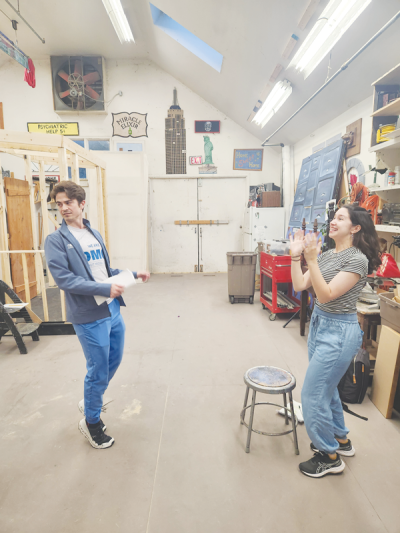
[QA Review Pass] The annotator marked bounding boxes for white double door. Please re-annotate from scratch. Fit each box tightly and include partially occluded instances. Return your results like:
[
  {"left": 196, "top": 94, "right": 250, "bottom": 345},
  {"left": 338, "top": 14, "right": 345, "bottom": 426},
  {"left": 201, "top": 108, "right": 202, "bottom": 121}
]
[{"left": 150, "top": 177, "right": 247, "bottom": 273}]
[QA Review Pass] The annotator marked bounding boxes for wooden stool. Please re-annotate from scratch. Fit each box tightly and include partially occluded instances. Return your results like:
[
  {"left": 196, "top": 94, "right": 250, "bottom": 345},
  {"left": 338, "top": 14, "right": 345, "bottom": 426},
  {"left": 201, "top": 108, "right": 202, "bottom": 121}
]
[{"left": 240, "top": 366, "right": 299, "bottom": 455}]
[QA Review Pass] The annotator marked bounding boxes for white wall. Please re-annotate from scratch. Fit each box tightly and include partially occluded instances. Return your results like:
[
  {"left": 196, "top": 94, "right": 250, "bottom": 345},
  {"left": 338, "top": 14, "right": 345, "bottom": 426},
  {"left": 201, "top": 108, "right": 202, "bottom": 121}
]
[
  {"left": 0, "top": 58, "right": 280, "bottom": 186},
  {"left": 293, "top": 96, "right": 378, "bottom": 187}
]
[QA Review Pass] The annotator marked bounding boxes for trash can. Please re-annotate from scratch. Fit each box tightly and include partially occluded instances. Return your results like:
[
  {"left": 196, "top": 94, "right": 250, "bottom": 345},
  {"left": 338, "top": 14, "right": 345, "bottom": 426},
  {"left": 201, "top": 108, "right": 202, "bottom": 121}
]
[{"left": 227, "top": 252, "right": 257, "bottom": 304}]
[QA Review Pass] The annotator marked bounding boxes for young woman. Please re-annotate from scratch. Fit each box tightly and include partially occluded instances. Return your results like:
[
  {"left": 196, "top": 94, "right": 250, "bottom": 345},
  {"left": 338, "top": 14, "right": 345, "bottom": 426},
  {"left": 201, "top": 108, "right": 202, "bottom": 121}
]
[{"left": 290, "top": 205, "right": 381, "bottom": 478}]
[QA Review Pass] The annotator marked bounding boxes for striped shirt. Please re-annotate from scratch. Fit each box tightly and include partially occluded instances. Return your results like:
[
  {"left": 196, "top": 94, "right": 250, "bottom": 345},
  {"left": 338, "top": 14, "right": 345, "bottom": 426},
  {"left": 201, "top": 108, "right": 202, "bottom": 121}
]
[{"left": 315, "top": 247, "right": 368, "bottom": 314}]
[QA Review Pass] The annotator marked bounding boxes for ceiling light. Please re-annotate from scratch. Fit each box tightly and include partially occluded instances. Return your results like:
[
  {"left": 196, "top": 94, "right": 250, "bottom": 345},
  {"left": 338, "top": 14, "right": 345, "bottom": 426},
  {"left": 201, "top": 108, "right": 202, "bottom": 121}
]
[
  {"left": 289, "top": 0, "right": 372, "bottom": 79},
  {"left": 102, "top": 0, "right": 134, "bottom": 43},
  {"left": 253, "top": 80, "right": 293, "bottom": 128}
]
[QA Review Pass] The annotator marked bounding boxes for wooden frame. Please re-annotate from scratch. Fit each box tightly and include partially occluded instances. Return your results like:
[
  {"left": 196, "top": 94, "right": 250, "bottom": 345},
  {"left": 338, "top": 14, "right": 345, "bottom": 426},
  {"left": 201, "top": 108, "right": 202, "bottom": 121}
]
[
  {"left": 233, "top": 149, "right": 264, "bottom": 171},
  {"left": 0, "top": 129, "right": 108, "bottom": 325}
]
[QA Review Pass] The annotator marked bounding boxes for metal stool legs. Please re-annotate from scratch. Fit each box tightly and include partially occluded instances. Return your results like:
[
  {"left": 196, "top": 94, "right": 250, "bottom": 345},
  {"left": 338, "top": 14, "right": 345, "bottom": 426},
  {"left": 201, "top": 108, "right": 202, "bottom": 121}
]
[
  {"left": 288, "top": 391, "right": 299, "bottom": 455},
  {"left": 283, "top": 392, "right": 288, "bottom": 425},
  {"left": 245, "top": 389, "right": 257, "bottom": 453}
]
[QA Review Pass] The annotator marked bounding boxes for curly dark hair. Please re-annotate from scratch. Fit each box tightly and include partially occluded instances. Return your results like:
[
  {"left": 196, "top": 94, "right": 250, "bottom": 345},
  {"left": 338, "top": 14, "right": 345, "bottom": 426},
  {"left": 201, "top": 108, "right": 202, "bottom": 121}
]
[{"left": 342, "top": 204, "right": 381, "bottom": 274}]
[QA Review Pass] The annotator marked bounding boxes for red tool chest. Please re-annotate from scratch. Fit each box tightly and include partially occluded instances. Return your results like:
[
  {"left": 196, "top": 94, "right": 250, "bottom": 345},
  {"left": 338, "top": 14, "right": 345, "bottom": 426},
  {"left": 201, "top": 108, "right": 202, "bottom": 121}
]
[{"left": 260, "top": 252, "right": 301, "bottom": 321}]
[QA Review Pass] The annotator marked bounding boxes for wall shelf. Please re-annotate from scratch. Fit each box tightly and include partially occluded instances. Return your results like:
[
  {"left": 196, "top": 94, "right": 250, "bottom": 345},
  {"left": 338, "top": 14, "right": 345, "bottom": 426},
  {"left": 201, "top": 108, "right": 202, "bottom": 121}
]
[
  {"left": 375, "top": 224, "right": 400, "bottom": 234},
  {"left": 370, "top": 185, "right": 400, "bottom": 202},
  {"left": 371, "top": 98, "right": 400, "bottom": 118},
  {"left": 369, "top": 136, "right": 400, "bottom": 168}
]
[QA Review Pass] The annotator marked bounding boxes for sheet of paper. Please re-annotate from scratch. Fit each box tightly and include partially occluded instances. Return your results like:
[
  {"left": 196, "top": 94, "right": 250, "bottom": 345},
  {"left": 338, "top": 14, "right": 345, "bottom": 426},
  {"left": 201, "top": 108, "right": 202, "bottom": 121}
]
[{"left": 94, "top": 269, "right": 136, "bottom": 306}]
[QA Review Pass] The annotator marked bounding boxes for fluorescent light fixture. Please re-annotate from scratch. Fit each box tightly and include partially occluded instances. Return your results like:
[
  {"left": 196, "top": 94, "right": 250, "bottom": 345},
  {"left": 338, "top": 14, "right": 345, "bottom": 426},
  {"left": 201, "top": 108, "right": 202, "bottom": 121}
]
[
  {"left": 102, "top": 0, "right": 134, "bottom": 43},
  {"left": 289, "top": 0, "right": 371, "bottom": 79},
  {"left": 253, "top": 80, "right": 293, "bottom": 128}
]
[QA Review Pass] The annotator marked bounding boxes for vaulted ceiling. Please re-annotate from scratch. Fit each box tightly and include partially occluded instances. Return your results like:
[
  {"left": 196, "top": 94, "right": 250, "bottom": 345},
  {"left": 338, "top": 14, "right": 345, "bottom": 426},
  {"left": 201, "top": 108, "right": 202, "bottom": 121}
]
[{"left": 1, "top": 0, "right": 400, "bottom": 145}]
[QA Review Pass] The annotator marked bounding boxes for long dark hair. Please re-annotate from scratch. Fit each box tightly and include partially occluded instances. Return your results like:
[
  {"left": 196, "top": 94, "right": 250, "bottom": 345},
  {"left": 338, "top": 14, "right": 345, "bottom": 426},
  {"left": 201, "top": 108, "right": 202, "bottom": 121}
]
[{"left": 342, "top": 205, "right": 381, "bottom": 274}]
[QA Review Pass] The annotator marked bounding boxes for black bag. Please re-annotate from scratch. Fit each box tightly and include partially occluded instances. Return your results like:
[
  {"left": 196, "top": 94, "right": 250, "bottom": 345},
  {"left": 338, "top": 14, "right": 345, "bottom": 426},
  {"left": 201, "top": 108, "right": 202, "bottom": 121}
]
[{"left": 338, "top": 348, "right": 370, "bottom": 404}]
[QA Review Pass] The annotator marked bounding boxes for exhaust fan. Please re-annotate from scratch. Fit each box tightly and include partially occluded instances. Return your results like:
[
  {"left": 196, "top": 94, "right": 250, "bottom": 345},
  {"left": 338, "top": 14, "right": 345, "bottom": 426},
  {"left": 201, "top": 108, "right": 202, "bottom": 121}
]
[{"left": 51, "top": 56, "right": 105, "bottom": 112}]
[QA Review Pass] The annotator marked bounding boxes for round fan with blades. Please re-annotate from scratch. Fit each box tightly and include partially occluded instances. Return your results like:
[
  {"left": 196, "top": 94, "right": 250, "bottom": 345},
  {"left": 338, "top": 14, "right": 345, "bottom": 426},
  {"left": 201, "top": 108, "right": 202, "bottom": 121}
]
[{"left": 55, "top": 57, "right": 103, "bottom": 110}]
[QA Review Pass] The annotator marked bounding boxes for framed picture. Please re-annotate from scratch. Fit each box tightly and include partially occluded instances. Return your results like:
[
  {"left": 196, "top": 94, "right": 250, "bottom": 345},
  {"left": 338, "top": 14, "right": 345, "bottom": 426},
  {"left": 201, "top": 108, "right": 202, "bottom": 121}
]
[
  {"left": 233, "top": 149, "right": 263, "bottom": 171},
  {"left": 194, "top": 120, "right": 220, "bottom": 133}
]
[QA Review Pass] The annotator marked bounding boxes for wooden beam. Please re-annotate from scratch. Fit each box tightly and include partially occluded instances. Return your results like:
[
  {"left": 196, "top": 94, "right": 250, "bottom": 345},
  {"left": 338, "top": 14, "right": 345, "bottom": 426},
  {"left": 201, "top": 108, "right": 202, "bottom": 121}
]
[
  {"left": 70, "top": 151, "right": 79, "bottom": 184},
  {"left": 26, "top": 306, "right": 42, "bottom": 324},
  {"left": 174, "top": 220, "right": 229, "bottom": 225},
  {"left": 58, "top": 147, "right": 68, "bottom": 182},
  {"left": 0, "top": 154, "right": 12, "bottom": 287},
  {"left": 48, "top": 211, "right": 60, "bottom": 230},
  {"left": 0, "top": 130, "right": 62, "bottom": 150},
  {"left": 0, "top": 103, "right": 4, "bottom": 129},
  {"left": 60, "top": 289, "right": 66, "bottom": 321},
  {"left": 63, "top": 137, "right": 106, "bottom": 169},
  {"left": 38, "top": 257, "right": 49, "bottom": 321},
  {"left": 39, "top": 160, "right": 54, "bottom": 286},
  {"left": 101, "top": 167, "right": 109, "bottom": 249},
  {"left": 298, "top": 0, "right": 320, "bottom": 30},
  {"left": 96, "top": 166, "right": 105, "bottom": 239},
  {"left": 25, "top": 155, "right": 42, "bottom": 297},
  {"left": 21, "top": 253, "right": 31, "bottom": 308}
]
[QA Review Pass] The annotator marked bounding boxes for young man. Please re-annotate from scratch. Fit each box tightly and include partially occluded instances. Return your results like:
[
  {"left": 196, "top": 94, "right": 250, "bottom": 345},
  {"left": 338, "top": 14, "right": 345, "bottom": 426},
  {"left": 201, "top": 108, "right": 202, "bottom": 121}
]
[{"left": 45, "top": 181, "right": 149, "bottom": 449}]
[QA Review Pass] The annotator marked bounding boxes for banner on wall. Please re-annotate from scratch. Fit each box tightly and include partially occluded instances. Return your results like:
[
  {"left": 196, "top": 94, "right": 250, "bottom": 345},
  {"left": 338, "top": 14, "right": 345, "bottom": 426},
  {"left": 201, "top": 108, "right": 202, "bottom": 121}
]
[
  {"left": 112, "top": 112, "right": 148, "bottom": 138},
  {"left": 27, "top": 122, "right": 79, "bottom": 135}
]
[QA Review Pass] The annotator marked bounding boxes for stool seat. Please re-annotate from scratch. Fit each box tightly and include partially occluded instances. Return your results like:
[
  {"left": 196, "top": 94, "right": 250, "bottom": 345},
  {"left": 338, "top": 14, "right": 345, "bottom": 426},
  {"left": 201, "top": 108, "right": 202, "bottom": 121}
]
[
  {"left": 244, "top": 366, "right": 296, "bottom": 394},
  {"left": 241, "top": 365, "right": 299, "bottom": 455}
]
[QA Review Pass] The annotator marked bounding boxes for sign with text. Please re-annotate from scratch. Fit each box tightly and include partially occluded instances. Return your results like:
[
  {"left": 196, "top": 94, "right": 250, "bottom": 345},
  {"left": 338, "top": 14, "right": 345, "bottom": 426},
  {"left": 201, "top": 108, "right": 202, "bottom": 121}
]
[
  {"left": 189, "top": 155, "right": 202, "bottom": 165},
  {"left": 27, "top": 122, "right": 79, "bottom": 135},
  {"left": 112, "top": 112, "right": 148, "bottom": 138},
  {"left": 233, "top": 149, "right": 263, "bottom": 171}
]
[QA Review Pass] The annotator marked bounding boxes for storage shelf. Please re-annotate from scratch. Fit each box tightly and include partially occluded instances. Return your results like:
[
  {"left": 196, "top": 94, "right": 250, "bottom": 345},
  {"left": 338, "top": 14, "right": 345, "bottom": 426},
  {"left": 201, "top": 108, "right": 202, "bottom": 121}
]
[
  {"left": 372, "top": 63, "right": 400, "bottom": 86},
  {"left": 371, "top": 98, "right": 400, "bottom": 118},
  {"left": 375, "top": 224, "right": 400, "bottom": 234},
  {"left": 370, "top": 186, "right": 400, "bottom": 203},
  {"left": 369, "top": 136, "right": 400, "bottom": 152}
]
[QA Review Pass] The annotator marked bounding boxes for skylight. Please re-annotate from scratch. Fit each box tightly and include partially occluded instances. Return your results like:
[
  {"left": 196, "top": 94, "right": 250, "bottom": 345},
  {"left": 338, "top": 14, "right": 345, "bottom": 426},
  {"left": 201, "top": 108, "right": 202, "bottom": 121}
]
[{"left": 150, "top": 4, "right": 223, "bottom": 73}]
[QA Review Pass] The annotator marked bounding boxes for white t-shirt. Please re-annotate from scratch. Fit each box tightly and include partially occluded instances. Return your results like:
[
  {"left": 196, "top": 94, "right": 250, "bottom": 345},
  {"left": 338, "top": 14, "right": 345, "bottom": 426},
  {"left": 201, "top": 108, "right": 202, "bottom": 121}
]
[{"left": 68, "top": 226, "right": 112, "bottom": 303}]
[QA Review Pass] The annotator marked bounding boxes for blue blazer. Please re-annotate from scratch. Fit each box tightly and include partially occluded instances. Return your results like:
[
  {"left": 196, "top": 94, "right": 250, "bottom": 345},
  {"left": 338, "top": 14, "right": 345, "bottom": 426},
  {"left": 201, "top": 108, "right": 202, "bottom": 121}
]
[{"left": 44, "top": 219, "right": 136, "bottom": 324}]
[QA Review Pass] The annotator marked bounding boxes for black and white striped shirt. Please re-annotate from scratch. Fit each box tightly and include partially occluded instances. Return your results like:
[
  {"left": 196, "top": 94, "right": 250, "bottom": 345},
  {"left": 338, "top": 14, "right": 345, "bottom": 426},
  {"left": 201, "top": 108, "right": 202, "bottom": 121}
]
[{"left": 315, "top": 247, "right": 368, "bottom": 314}]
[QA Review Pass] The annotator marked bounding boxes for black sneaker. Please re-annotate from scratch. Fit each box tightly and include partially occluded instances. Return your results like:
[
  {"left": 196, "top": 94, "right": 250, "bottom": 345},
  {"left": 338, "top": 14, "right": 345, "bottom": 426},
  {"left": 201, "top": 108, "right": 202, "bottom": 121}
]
[
  {"left": 310, "top": 439, "right": 355, "bottom": 457},
  {"left": 299, "top": 451, "right": 345, "bottom": 478},
  {"left": 78, "top": 400, "right": 106, "bottom": 431},
  {"left": 78, "top": 419, "right": 114, "bottom": 449}
]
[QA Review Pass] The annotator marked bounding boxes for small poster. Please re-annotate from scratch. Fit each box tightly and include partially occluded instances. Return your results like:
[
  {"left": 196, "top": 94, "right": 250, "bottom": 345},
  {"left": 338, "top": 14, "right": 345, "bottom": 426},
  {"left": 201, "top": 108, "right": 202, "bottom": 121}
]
[
  {"left": 189, "top": 156, "right": 202, "bottom": 165},
  {"left": 112, "top": 112, "right": 148, "bottom": 138},
  {"left": 195, "top": 120, "right": 220, "bottom": 133},
  {"left": 233, "top": 149, "right": 263, "bottom": 171},
  {"left": 27, "top": 122, "right": 79, "bottom": 135}
]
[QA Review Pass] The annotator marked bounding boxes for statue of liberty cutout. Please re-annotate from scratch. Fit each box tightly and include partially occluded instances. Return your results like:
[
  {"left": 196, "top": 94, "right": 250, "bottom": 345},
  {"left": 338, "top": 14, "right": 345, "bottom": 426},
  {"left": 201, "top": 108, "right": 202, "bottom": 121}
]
[{"left": 199, "top": 135, "right": 217, "bottom": 174}]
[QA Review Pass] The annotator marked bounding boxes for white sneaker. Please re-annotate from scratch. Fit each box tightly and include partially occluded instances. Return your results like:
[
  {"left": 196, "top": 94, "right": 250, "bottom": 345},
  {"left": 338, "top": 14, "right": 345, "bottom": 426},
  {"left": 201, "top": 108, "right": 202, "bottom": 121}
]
[{"left": 78, "top": 398, "right": 113, "bottom": 432}]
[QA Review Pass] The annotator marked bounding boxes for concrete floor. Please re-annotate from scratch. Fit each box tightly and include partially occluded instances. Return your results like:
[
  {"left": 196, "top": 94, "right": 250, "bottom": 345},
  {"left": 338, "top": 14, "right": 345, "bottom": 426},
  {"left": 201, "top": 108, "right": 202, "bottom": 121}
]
[{"left": 1, "top": 274, "right": 400, "bottom": 533}]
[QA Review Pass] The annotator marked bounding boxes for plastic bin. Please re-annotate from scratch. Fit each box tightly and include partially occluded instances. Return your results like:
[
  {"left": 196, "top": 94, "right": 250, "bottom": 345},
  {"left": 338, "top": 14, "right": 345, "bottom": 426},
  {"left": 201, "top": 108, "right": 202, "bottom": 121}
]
[
  {"left": 379, "top": 292, "right": 400, "bottom": 334},
  {"left": 227, "top": 252, "right": 257, "bottom": 304}
]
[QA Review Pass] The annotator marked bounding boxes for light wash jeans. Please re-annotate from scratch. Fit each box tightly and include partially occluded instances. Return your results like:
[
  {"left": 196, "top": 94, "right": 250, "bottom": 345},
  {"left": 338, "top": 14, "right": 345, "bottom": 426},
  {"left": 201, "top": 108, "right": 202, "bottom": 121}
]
[
  {"left": 73, "top": 299, "right": 126, "bottom": 424},
  {"left": 302, "top": 305, "right": 363, "bottom": 454}
]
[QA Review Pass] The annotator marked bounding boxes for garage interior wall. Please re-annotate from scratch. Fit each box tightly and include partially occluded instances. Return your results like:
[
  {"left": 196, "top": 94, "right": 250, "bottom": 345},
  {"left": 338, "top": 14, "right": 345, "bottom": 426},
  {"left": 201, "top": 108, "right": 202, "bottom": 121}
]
[{"left": 0, "top": 58, "right": 281, "bottom": 184}]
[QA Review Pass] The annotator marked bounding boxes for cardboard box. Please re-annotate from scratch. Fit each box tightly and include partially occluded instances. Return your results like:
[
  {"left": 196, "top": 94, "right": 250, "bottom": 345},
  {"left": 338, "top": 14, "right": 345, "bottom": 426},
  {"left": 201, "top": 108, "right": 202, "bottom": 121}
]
[
  {"left": 261, "top": 191, "right": 281, "bottom": 207},
  {"left": 379, "top": 292, "right": 400, "bottom": 334}
]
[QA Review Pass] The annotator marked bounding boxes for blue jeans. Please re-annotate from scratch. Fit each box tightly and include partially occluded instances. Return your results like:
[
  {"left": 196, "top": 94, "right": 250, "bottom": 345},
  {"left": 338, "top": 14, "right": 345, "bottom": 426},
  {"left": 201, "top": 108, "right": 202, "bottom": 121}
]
[
  {"left": 73, "top": 299, "right": 126, "bottom": 424},
  {"left": 302, "top": 306, "right": 363, "bottom": 454}
]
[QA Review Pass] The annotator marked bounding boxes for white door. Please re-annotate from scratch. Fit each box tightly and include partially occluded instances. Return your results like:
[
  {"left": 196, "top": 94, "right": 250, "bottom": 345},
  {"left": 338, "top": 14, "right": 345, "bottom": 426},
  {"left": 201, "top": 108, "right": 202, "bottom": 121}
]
[
  {"left": 199, "top": 178, "right": 247, "bottom": 272},
  {"left": 150, "top": 179, "right": 198, "bottom": 273}
]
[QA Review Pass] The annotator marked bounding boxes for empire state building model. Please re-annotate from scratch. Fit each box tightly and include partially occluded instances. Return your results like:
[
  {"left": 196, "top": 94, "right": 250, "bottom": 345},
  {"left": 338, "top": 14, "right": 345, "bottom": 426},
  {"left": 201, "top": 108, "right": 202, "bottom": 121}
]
[{"left": 165, "top": 88, "right": 186, "bottom": 174}]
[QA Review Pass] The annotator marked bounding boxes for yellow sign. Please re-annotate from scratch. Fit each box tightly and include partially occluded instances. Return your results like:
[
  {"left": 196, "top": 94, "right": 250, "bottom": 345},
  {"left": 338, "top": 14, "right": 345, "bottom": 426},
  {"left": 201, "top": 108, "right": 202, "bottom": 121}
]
[{"left": 27, "top": 122, "right": 79, "bottom": 136}]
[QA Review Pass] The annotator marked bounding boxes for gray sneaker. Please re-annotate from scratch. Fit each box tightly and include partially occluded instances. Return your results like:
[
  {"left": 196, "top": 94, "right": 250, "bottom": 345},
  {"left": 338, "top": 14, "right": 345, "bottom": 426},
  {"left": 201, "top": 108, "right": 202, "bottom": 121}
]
[{"left": 310, "top": 439, "right": 355, "bottom": 457}]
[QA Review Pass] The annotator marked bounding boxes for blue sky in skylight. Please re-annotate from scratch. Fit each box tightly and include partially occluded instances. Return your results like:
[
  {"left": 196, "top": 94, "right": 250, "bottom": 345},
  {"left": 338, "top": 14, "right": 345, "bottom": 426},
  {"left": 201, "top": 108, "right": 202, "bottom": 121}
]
[{"left": 150, "top": 4, "right": 223, "bottom": 73}]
